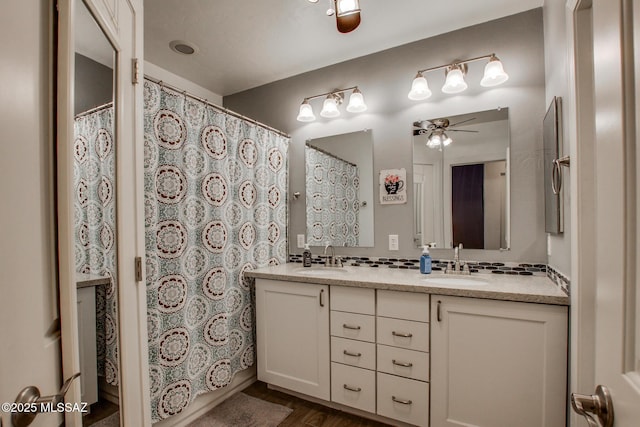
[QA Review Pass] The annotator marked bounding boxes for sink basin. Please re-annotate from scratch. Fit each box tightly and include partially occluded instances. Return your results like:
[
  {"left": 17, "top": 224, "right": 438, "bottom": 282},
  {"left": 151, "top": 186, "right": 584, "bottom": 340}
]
[
  {"left": 421, "top": 276, "right": 488, "bottom": 287},
  {"left": 293, "top": 267, "right": 347, "bottom": 277}
]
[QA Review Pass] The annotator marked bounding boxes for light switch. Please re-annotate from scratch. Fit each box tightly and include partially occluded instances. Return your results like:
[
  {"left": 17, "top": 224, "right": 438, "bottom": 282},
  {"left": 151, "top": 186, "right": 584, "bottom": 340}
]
[
  {"left": 389, "top": 234, "right": 399, "bottom": 251},
  {"left": 297, "top": 234, "right": 306, "bottom": 249}
]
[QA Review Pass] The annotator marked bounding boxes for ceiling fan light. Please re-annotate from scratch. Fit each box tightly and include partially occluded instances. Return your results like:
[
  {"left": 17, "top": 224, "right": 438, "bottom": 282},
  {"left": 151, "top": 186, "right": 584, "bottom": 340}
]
[
  {"left": 408, "top": 73, "right": 432, "bottom": 101},
  {"left": 346, "top": 88, "right": 367, "bottom": 113},
  {"left": 320, "top": 95, "right": 341, "bottom": 118},
  {"left": 296, "top": 100, "right": 316, "bottom": 122},
  {"left": 481, "top": 56, "right": 509, "bottom": 87},
  {"left": 336, "top": 0, "right": 360, "bottom": 16},
  {"left": 427, "top": 133, "right": 442, "bottom": 148},
  {"left": 442, "top": 133, "right": 453, "bottom": 146},
  {"left": 442, "top": 66, "right": 468, "bottom": 94}
]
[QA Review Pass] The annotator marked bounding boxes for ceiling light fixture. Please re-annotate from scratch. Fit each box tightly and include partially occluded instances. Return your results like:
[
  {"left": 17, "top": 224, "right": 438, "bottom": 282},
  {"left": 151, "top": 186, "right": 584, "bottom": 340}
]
[
  {"left": 408, "top": 53, "right": 509, "bottom": 100},
  {"left": 296, "top": 86, "right": 367, "bottom": 122},
  {"left": 169, "top": 40, "right": 198, "bottom": 55},
  {"left": 308, "top": 0, "right": 362, "bottom": 33}
]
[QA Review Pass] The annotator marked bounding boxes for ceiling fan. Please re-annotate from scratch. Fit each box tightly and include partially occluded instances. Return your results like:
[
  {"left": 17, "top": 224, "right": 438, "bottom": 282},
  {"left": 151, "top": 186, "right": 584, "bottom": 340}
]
[{"left": 413, "top": 117, "right": 479, "bottom": 148}]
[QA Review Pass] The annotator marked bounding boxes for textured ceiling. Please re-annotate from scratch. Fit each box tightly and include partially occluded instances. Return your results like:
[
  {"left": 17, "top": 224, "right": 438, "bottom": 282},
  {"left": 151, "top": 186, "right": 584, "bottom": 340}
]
[{"left": 144, "top": 0, "right": 542, "bottom": 96}]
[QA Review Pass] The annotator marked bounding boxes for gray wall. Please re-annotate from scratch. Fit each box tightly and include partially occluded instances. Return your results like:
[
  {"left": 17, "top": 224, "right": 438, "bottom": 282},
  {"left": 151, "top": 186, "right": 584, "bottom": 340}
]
[
  {"left": 75, "top": 53, "right": 113, "bottom": 115},
  {"left": 225, "top": 9, "right": 547, "bottom": 262},
  {"left": 543, "top": 0, "right": 572, "bottom": 277}
]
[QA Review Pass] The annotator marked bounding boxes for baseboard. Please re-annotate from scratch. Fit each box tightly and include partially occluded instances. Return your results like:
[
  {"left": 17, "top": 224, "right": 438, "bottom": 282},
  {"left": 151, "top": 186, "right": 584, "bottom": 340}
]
[
  {"left": 268, "top": 384, "right": 416, "bottom": 427},
  {"left": 153, "top": 367, "right": 257, "bottom": 427}
]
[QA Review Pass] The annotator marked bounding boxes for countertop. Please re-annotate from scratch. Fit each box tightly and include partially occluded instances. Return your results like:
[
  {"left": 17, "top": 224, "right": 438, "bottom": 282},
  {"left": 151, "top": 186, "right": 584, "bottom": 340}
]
[
  {"left": 245, "top": 263, "right": 569, "bottom": 306},
  {"left": 76, "top": 273, "right": 111, "bottom": 289}
]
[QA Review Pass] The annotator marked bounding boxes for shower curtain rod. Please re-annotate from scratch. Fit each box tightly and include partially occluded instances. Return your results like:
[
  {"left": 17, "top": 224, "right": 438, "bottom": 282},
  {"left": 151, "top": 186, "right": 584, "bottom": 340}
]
[
  {"left": 75, "top": 101, "right": 114, "bottom": 119},
  {"left": 305, "top": 142, "right": 356, "bottom": 167},
  {"left": 144, "top": 76, "right": 291, "bottom": 139}
]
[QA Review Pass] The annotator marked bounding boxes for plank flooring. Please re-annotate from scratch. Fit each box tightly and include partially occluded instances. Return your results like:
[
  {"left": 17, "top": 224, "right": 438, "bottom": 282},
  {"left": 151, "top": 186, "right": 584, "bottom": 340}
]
[{"left": 242, "top": 381, "right": 392, "bottom": 427}]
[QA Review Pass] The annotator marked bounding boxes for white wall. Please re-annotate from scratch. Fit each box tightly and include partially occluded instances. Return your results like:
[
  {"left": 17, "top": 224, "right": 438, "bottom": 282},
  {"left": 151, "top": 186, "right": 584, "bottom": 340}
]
[
  {"left": 145, "top": 61, "right": 223, "bottom": 105},
  {"left": 543, "top": 0, "right": 572, "bottom": 277},
  {"left": 225, "top": 9, "right": 547, "bottom": 262}
]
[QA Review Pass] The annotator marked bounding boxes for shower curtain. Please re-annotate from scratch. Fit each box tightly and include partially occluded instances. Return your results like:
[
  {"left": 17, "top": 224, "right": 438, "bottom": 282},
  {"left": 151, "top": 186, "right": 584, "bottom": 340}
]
[
  {"left": 73, "top": 105, "right": 119, "bottom": 386},
  {"left": 143, "top": 80, "right": 289, "bottom": 422},
  {"left": 305, "top": 145, "right": 360, "bottom": 246}
]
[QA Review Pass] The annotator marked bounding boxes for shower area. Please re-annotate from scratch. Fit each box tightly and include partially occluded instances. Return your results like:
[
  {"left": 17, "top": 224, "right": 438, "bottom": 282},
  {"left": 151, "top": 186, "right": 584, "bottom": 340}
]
[{"left": 142, "top": 80, "right": 289, "bottom": 422}]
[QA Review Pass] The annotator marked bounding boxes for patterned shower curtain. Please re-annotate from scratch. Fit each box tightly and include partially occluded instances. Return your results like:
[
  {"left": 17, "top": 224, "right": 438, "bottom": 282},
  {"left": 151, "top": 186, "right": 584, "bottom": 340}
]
[
  {"left": 143, "top": 81, "right": 289, "bottom": 422},
  {"left": 73, "top": 105, "right": 119, "bottom": 386},
  {"left": 305, "top": 145, "right": 360, "bottom": 246}
]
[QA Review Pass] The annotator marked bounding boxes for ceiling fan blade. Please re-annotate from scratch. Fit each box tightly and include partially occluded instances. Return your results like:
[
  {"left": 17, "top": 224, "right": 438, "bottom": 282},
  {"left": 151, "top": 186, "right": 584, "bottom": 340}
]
[
  {"left": 448, "top": 117, "right": 477, "bottom": 127},
  {"left": 448, "top": 129, "right": 479, "bottom": 133}
]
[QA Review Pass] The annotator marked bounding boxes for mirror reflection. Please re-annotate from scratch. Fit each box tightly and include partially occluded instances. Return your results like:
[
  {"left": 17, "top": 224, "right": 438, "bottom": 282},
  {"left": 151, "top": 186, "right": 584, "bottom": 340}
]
[
  {"left": 412, "top": 108, "right": 510, "bottom": 250},
  {"left": 73, "top": 1, "right": 120, "bottom": 423},
  {"left": 305, "top": 130, "right": 374, "bottom": 247}
]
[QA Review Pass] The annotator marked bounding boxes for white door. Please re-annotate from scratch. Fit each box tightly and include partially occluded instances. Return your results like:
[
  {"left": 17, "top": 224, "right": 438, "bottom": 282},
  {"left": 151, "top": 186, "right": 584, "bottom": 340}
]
[
  {"left": 578, "top": 0, "right": 640, "bottom": 425},
  {"left": 0, "top": 1, "right": 64, "bottom": 426},
  {"left": 256, "top": 279, "right": 331, "bottom": 400},
  {"left": 57, "top": 0, "right": 150, "bottom": 425}
]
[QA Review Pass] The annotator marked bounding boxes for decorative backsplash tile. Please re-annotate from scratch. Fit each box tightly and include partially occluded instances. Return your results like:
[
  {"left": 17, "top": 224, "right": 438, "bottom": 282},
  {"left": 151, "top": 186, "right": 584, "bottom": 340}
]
[
  {"left": 546, "top": 265, "right": 571, "bottom": 296},
  {"left": 288, "top": 253, "right": 571, "bottom": 296}
]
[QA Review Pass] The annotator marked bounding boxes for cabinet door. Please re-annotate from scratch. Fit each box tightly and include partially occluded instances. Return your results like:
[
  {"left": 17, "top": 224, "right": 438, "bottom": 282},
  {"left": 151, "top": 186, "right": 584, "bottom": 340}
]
[
  {"left": 256, "top": 279, "right": 330, "bottom": 400},
  {"left": 431, "top": 296, "right": 568, "bottom": 427}
]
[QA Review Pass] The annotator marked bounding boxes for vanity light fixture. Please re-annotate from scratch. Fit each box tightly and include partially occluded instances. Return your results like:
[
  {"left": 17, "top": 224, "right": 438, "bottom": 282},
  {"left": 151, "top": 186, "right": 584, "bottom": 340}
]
[
  {"left": 408, "top": 53, "right": 509, "bottom": 100},
  {"left": 297, "top": 86, "right": 367, "bottom": 122},
  {"left": 308, "top": 0, "right": 362, "bottom": 33}
]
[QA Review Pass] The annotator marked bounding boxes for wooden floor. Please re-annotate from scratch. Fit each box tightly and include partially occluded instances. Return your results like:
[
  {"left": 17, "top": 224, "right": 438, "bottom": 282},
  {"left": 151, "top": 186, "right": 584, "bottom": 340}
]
[{"left": 243, "top": 381, "right": 392, "bottom": 427}]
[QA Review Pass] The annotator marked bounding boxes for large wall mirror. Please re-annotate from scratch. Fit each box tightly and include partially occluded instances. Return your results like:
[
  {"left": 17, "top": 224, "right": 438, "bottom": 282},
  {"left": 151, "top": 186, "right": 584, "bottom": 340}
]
[
  {"left": 305, "top": 130, "right": 374, "bottom": 247},
  {"left": 73, "top": 0, "right": 121, "bottom": 423},
  {"left": 412, "top": 108, "right": 510, "bottom": 250}
]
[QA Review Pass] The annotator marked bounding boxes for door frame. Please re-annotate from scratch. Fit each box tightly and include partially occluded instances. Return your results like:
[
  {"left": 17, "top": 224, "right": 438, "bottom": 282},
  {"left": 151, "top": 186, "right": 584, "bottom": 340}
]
[
  {"left": 57, "top": 0, "right": 150, "bottom": 425},
  {"left": 566, "top": 0, "right": 598, "bottom": 425}
]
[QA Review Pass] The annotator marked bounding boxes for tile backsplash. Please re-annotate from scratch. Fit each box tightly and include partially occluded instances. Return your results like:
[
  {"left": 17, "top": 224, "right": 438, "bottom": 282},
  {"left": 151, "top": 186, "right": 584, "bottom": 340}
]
[{"left": 288, "top": 253, "right": 571, "bottom": 296}]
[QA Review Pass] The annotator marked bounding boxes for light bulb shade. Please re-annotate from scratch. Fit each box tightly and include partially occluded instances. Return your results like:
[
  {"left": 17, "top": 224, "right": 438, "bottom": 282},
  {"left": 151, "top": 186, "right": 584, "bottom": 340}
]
[
  {"left": 336, "top": 0, "right": 360, "bottom": 16},
  {"left": 480, "top": 57, "right": 509, "bottom": 87},
  {"left": 296, "top": 101, "right": 316, "bottom": 122},
  {"left": 346, "top": 89, "right": 367, "bottom": 113},
  {"left": 408, "top": 74, "right": 432, "bottom": 101},
  {"left": 442, "top": 133, "right": 452, "bottom": 146},
  {"left": 442, "top": 66, "right": 468, "bottom": 94},
  {"left": 427, "top": 133, "right": 442, "bottom": 148},
  {"left": 320, "top": 96, "right": 341, "bottom": 118}
]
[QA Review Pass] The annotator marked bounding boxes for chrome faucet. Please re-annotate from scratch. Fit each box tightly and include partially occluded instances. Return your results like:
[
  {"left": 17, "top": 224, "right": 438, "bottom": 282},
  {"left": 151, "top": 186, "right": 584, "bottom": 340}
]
[
  {"left": 446, "top": 243, "right": 470, "bottom": 275},
  {"left": 322, "top": 242, "right": 343, "bottom": 267}
]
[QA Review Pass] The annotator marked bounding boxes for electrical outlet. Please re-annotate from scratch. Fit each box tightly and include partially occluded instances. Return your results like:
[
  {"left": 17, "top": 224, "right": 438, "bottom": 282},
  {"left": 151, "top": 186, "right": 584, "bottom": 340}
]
[
  {"left": 389, "top": 234, "right": 399, "bottom": 251},
  {"left": 297, "top": 234, "right": 306, "bottom": 249}
]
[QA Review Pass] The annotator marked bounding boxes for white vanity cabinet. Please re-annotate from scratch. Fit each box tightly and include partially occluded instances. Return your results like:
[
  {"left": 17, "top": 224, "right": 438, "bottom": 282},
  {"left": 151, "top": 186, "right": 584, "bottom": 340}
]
[
  {"left": 330, "top": 286, "right": 376, "bottom": 413},
  {"left": 430, "top": 295, "right": 568, "bottom": 427},
  {"left": 77, "top": 285, "right": 98, "bottom": 406},
  {"left": 255, "top": 279, "right": 330, "bottom": 400},
  {"left": 376, "top": 290, "right": 431, "bottom": 427}
]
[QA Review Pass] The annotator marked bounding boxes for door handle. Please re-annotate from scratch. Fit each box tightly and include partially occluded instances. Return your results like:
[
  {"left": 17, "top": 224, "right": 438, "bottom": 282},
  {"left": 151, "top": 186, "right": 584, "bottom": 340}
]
[
  {"left": 571, "top": 385, "right": 614, "bottom": 427},
  {"left": 11, "top": 373, "right": 81, "bottom": 427}
]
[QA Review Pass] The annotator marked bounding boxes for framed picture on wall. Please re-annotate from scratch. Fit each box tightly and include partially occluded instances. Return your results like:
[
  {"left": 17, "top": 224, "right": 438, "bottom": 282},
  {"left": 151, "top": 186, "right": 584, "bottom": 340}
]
[{"left": 380, "top": 168, "right": 407, "bottom": 205}]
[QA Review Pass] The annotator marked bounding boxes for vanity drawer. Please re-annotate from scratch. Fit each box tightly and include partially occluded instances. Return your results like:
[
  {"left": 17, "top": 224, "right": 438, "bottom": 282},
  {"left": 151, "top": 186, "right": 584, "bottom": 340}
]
[
  {"left": 331, "top": 337, "right": 376, "bottom": 370},
  {"left": 330, "top": 286, "right": 375, "bottom": 315},
  {"left": 377, "top": 317, "right": 429, "bottom": 352},
  {"left": 377, "top": 372, "right": 429, "bottom": 427},
  {"left": 377, "top": 290, "right": 430, "bottom": 322},
  {"left": 377, "top": 344, "right": 429, "bottom": 382},
  {"left": 331, "top": 362, "right": 376, "bottom": 413},
  {"left": 331, "top": 311, "right": 375, "bottom": 342}
]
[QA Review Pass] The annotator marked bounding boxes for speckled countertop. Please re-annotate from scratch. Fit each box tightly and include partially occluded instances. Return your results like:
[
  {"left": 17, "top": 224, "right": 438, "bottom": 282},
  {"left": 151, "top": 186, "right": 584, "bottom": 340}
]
[
  {"left": 245, "top": 263, "right": 569, "bottom": 306},
  {"left": 76, "top": 273, "right": 110, "bottom": 289}
]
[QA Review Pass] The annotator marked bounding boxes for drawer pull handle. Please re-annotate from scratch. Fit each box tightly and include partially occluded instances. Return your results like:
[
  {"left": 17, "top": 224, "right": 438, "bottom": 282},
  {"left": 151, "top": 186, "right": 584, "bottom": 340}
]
[
  {"left": 320, "top": 289, "right": 325, "bottom": 307},
  {"left": 392, "top": 331, "right": 413, "bottom": 338},
  {"left": 392, "top": 359, "right": 413, "bottom": 368},
  {"left": 343, "top": 324, "right": 361, "bottom": 330},
  {"left": 392, "top": 396, "right": 413, "bottom": 405},
  {"left": 344, "top": 384, "right": 362, "bottom": 392},
  {"left": 343, "top": 350, "right": 362, "bottom": 357}
]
